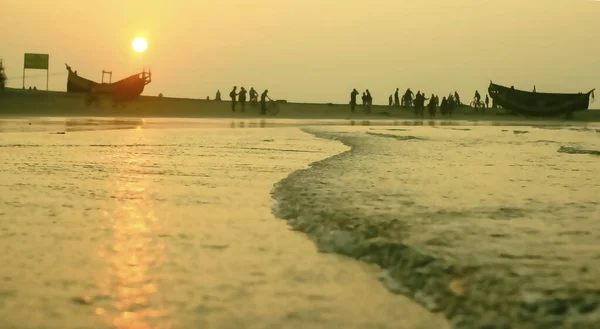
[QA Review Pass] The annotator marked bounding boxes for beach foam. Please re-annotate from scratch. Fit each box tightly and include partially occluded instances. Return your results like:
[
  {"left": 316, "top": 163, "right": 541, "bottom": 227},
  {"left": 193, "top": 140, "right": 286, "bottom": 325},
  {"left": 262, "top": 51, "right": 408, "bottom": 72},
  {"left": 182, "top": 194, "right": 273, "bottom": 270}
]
[{"left": 272, "top": 125, "right": 600, "bottom": 328}]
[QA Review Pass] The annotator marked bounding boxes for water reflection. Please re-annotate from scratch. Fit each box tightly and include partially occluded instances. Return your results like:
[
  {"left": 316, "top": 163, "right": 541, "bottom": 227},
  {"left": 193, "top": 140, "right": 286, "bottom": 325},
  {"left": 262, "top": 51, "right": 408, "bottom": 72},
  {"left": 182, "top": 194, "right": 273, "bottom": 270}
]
[{"left": 96, "top": 153, "right": 168, "bottom": 329}]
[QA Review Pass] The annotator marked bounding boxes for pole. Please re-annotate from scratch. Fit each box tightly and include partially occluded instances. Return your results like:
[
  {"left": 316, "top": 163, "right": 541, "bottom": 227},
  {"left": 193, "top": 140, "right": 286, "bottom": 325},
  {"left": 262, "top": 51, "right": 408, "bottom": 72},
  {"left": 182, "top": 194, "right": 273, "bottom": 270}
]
[{"left": 22, "top": 68, "right": 25, "bottom": 89}]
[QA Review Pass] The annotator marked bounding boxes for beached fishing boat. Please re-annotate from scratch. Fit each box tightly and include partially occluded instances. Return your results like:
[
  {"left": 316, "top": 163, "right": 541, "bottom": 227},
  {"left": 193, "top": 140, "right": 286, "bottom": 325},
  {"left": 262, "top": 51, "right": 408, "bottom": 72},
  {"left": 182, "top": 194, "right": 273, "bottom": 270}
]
[
  {"left": 65, "top": 64, "right": 151, "bottom": 101},
  {"left": 488, "top": 81, "right": 595, "bottom": 117}
]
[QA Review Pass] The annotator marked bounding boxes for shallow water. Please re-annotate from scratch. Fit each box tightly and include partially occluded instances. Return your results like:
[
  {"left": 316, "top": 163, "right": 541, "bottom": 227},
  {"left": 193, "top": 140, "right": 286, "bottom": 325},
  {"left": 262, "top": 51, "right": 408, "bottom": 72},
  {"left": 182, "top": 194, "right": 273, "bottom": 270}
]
[
  {"left": 272, "top": 124, "right": 600, "bottom": 328},
  {"left": 0, "top": 123, "right": 449, "bottom": 329},
  {"left": 2, "top": 116, "right": 600, "bottom": 134}
]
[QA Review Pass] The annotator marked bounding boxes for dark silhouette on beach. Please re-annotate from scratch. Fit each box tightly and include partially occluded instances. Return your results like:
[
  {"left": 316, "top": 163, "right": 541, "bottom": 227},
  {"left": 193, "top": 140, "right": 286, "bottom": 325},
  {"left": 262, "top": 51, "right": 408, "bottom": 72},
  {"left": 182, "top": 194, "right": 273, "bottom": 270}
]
[
  {"left": 0, "top": 59, "right": 6, "bottom": 91},
  {"left": 350, "top": 88, "right": 359, "bottom": 112},
  {"left": 215, "top": 90, "right": 221, "bottom": 101},
  {"left": 427, "top": 94, "right": 437, "bottom": 118},
  {"left": 249, "top": 87, "right": 258, "bottom": 103},
  {"left": 403, "top": 88, "right": 414, "bottom": 107},
  {"left": 260, "top": 89, "right": 270, "bottom": 115},
  {"left": 239, "top": 87, "right": 247, "bottom": 112},
  {"left": 394, "top": 88, "right": 400, "bottom": 107},
  {"left": 364, "top": 89, "right": 373, "bottom": 112},
  {"left": 230, "top": 86, "right": 238, "bottom": 112}
]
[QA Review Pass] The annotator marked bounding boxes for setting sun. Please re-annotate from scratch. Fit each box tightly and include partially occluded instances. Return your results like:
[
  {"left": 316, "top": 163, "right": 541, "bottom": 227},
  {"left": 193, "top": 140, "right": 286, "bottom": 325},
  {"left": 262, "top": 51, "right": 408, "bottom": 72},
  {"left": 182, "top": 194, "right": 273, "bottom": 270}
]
[{"left": 132, "top": 38, "right": 148, "bottom": 53}]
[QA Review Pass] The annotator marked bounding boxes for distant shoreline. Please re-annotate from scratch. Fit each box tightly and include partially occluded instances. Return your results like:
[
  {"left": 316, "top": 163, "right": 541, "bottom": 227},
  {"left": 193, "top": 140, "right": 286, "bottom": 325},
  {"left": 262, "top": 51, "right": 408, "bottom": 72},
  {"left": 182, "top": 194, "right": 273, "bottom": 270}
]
[{"left": 1, "top": 88, "right": 599, "bottom": 122}]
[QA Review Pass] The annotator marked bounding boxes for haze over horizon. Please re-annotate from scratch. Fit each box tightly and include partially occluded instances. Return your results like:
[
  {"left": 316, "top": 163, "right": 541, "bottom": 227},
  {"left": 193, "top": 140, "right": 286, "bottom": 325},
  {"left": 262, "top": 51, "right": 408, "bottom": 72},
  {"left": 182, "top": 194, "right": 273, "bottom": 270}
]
[{"left": 1, "top": 0, "right": 598, "bottom": 104}]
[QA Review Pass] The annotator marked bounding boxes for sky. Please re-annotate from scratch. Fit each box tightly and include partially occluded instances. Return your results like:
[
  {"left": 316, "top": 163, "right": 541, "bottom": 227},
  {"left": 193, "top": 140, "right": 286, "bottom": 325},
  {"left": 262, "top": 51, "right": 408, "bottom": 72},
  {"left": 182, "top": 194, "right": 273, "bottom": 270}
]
[{"left": 1, "top": 0, "right": 599, "bottom": 105}]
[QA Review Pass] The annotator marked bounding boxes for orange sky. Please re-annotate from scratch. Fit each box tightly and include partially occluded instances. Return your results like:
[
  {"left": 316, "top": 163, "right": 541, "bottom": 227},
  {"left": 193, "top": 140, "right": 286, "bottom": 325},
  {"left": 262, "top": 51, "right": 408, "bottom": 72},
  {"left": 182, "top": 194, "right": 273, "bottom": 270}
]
[{"left": 1, "top": 0, "right": 599, "bottom": 104}]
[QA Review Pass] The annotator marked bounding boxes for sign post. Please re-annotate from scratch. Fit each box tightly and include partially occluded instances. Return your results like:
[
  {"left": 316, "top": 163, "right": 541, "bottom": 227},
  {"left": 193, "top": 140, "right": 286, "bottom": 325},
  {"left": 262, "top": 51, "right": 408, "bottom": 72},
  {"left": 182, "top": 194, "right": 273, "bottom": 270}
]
[{"left": 23, "top": 53, "right": 50, "bottom": 90}]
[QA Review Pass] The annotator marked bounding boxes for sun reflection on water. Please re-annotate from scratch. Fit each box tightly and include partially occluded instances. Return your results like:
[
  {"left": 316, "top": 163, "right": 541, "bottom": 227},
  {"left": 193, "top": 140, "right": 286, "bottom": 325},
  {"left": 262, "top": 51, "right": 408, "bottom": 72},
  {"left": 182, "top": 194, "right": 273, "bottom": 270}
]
[{"left": 96, "top": 152, "right": 169, "bottom": 329}]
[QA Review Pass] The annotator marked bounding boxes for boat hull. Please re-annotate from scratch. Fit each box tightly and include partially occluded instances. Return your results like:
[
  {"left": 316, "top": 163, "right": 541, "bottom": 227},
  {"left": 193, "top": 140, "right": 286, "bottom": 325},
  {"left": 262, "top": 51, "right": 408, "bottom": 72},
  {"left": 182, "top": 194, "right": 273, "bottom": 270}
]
[
  {"left": 65, "top": 64, "right": 151, "bottom": 102},
  {"left": 488, "top": 82, "right": 594, "bottom": 117}
]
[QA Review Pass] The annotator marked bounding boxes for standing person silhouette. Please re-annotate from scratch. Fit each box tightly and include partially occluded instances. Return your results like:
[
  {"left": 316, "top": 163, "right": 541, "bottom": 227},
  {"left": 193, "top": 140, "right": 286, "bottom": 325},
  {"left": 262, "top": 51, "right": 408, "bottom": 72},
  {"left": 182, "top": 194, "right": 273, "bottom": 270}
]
[
  {"left": 249, "top": 87, "right": 258, "bottom": 102},
  {"left": 350, "top": 88, "right": 359, "bottom": 112},
  {"left": 394, "top": 88, "right": 400, "bottom": 107},
  {"left": 239, "top": 87, "right": 247, "bottom": 112},
  {"left": 230, "top": 86, "right": 238, "bottom": 112}
]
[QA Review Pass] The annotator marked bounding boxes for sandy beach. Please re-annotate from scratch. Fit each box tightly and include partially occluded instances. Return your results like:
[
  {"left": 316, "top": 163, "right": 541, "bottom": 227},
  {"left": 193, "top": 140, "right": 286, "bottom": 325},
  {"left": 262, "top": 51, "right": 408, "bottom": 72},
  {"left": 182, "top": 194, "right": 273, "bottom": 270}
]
[
  {"left": 0, "top": 121, "right": 449, "bottom": 329},
  {"left": 1, "top": 88, "right": 599, "bottom": 122}
]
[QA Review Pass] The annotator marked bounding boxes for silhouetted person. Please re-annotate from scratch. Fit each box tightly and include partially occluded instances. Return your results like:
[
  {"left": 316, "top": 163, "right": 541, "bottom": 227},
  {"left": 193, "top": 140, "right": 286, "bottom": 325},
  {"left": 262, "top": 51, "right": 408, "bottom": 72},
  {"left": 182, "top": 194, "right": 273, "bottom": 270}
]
[
  {"left": 250, "top": 87, "right": 258, "bottom": 102},
  {"left": 239, "top": 87, "right": 247, "bottom": 112},
  {"left": 260, "top": 89, "right": 270, "bottom": 115},
  {"left": 427, "top": 96, "right": 436, "bottom": 118},
  {"left": 414, "top": 92, "right": 428, "bottom": 117},
  {"left": 230, "top": 86, "right": 238, "bottom": 112},
  {"left": 215, "top": 90, "right": 221, "bottom": 101},
  {"left": 474, "top": 90, "right": 481, "bottom": 104},
  {"left": 533, "top": 85, "right": 537, "bottom": 93},
  {"left": 403, "top": 88, "right": 414, "bottom": 107},
  {"left": 440, "top": 96, "right": 449, "bottom": 116},
  {"left": 454, "top": 91, "right": 461, "bottom": 105},
  {"left": 350, "top": 88, "right": 359, "bottom": 112},
  {"left": 394, "top": 88, "right": 400, "bottom": 107},
  {"left": 485, "top": 94, "right": 489, "bottom": 108},
  {"left": 365, "top": 89, "right": 372, "bottom": 106},
  {"left": 389, "top": 94, "right": 393, "bottom": 106},
  {"left": 361, "top": 92, "right": 367, "bottom": 106}
]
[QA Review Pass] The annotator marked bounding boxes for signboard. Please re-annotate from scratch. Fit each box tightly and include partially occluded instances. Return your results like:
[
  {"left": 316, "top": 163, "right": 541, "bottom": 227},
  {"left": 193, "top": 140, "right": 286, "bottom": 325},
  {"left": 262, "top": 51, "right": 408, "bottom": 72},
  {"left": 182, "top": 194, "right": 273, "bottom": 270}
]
[
  {"left": 24, "top": 53, "right": 49, "bottom": 70},
  {"left": 23, "top": 53, "right": 50, "bottom": 90}
]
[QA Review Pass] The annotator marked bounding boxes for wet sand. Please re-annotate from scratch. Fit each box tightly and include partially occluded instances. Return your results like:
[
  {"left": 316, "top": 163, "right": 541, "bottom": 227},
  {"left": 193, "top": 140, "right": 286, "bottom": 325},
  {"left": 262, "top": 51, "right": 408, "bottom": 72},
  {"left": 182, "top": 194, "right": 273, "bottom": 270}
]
[
  {"left": 273, "top": 125, "right": 600, "bottom": 328},
  {"left": 0, "top": 123, "right": 449, "bottom": 329}
]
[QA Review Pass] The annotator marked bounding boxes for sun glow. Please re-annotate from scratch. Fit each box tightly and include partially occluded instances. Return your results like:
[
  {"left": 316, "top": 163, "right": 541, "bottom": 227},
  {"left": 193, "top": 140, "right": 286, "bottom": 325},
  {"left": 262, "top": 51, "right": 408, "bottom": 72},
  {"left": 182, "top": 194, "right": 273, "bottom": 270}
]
[{"left": 132, "top": 38, "right": 148, "bottom": 53}]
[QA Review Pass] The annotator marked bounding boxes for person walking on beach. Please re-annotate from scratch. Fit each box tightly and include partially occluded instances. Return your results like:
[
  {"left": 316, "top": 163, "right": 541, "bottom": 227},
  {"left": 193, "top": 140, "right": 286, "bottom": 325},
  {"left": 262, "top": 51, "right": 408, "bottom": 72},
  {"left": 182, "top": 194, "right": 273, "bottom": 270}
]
[
  {"left": 454, "top": 91, "right": 461, "bottom": 105},
  {"left": 239, "top": 87, "right": 247, "bottom": 112},
  {"left": 260, "top": 89, "right": 270, "bottom": 115},
  {"left": 215, "top": 90, "right": 222, "bottom": 101},
  {"left": 350, "top": 88, "right": 359, "bottom": 112},
  {"left": 361, "top": 92, "right": 367, "bottom": 107},
  {"left": 394, "top": 88, "right": 400, "bottom": 107},
  {"left": 389, "top": 94, "right": 393, "bottom": 107},
  {"left": 485, "top": 94, "right": 489, "bottom": 108},
  {"left": 474, "top": 90, "right": 481, "bottom": 105},
  {"left": 230, "top": 86, "right": 238, "bottom": 112}
]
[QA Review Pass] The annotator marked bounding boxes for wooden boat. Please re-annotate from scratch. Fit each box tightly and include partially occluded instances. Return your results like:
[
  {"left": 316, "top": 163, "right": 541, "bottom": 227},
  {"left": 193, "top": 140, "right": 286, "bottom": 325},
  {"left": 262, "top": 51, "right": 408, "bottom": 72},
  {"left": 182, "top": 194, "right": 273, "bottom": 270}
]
[
  {"left": 65, "top": 64, "right": 151, "bottom": 102},
  {"left": 488, "top": 81, "right": 594, "bottom": 117}
]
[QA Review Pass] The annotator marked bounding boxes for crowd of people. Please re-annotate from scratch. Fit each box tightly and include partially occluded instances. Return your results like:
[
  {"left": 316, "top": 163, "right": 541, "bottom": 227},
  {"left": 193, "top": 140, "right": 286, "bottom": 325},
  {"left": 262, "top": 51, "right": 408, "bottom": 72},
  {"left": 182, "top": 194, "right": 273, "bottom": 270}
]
[
  {"left": 207, "top": 84, "right": 496, "bottom": 118},
  {"left": 351, "top": 88, "right": 494, "bottom": 118},
  {"left": 213, "top": 87, "right": 272, "bottom": 115}
]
